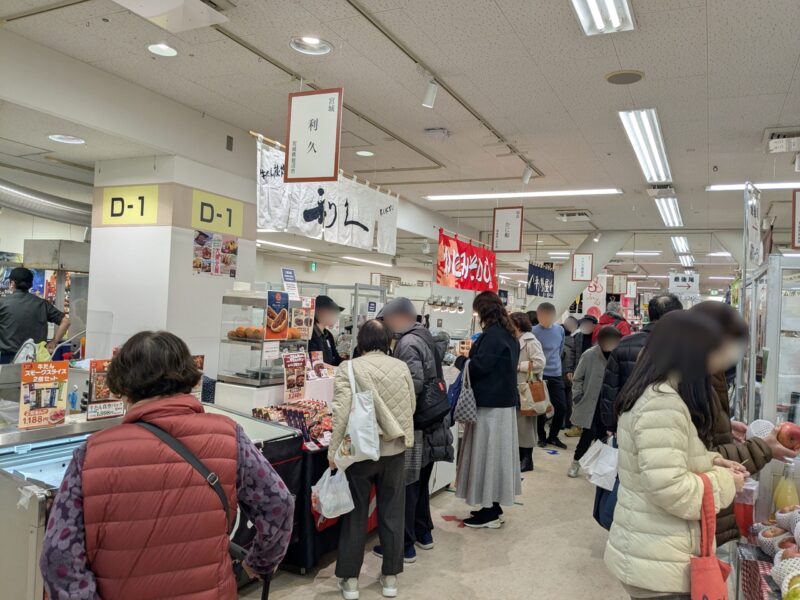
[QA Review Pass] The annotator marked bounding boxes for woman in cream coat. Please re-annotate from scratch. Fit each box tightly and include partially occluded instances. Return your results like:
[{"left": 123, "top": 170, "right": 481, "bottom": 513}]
[
  {"left": 510, "top": 312, "right": 546, "bottom": 473},
  {"left": 604, "top": 312, "right": 746, "bottom": 599}
]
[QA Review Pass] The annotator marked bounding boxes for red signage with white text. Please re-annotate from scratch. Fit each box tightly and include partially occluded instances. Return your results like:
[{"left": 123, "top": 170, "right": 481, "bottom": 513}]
[{"left": 436, "top": 230, "right": 498, "bottom": 292}]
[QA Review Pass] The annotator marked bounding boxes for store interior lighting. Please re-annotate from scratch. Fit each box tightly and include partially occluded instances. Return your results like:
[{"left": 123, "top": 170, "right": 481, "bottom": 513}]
[
  {"left": 707, "top": 251, "right": 732, "bottom": 257},
  {"left": 619, "top": 108, "right": 672, "bottom": 184},
  {"left": 48, "top": 134, "right": 85, "bottom": 145},
  {"left": 570, "top": 0, "right": 635, "bottom": 36},
  {"left": 521, "top": 165, "right": 533, "bottom": 184},
  {"left": 708, "top": 275, "right": 735, "bottom": 281},
  {"left": 627, "top": 274, "right": 669, "bottom": 279},
  {"left": 356, "top": 150, "right": 374, "bottom": 157},
  {"left": 256, "top": 239, "right": 311, "bottom": 252},
  {"left": 679, "top": 255, "right": 695, "bottom": 267},
  {"left": 422, "top": 80, "right": 438, "bottom": 109},
  {"left": 593, "top": 232, "right": 602, "bottom": 242},
  {"left": 289, "top": 36, "right": 333, "bottom": 55},
  {"left": 637, "top": 286, "right": 662, "bottom": 290},
  {"left": 671, "top": 236, "right": 690, "bottom": 255},
  {"left": 343, "top": 256, "right": 393, "bottom": 268},
  {"left": 147, "top": 43, "right": 178, "bottom": 57},
  {"left": 616, "top": 251, "right": 661, "bottom": 256},
  {"left": 425, "top": 188, "right": 622, "bottom": 201},
  {"left": 654, "top": 196, "right": 683, "bottom": 228},
  {"left": 706, "top": 182, "right": 800, "bottom": 191}
]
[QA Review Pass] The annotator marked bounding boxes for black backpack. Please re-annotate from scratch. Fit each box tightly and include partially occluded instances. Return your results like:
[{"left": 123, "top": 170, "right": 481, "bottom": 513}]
[{"left": 404, "top": 328, "right": 450, "bottom": 430}]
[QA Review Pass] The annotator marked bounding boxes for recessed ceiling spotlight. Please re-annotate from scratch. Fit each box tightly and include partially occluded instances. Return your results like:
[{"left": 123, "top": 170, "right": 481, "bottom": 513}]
[
  {"left": 422, "top": 80, "right": 438, "bottom": 109},
  {"left": 290, "top": 36, "right": 333, "bottom": 56},
  {"left": 606, "top": 69, "right": 644, "bottom": 85},
  {"left": 147, "top": 43, "right": 177, "bottom": 57},
  {"left": 356, "top": 150, "right": 374, "bottom": 157},
  {"left": 48, "top": 134, "right": 85, "bottom": 145}
]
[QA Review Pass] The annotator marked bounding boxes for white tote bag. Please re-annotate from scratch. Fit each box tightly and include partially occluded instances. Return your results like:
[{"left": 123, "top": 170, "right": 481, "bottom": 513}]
[{"left": 333, "top": 360, "right": 381, "bottom": 470}]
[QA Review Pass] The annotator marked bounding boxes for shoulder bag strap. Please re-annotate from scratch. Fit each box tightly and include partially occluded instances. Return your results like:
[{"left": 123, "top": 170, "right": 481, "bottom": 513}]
[
  {"left": 462, "top": 358, "right": 472, "bottom": 389},
  {"left": 697, "top": 472, "right": 716, "bottom": 558},
  {"left": 347, "top": 359, "right": 359, "bottom": 393},
  {"left": 135, "top": 421, "right": 233, "bottom": 533},
  {"left": 406, "top": 328, "right": 445, "bottom": 380}
]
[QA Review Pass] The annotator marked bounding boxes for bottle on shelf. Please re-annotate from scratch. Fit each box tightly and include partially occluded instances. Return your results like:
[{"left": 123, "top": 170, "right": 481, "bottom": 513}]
[{"left": 773, "top": 459, "right": 800, "bottom": 515}]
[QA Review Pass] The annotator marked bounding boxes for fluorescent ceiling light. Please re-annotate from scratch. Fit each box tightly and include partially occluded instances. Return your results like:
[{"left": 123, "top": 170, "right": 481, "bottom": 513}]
[
  {"left": 708, "top": 276, "right": 735, "bottom": 281},
  {"left": 290, "top": 36, "right": 333, "bottom": 55},
  {"left": 619, "top": 108, "right": 671, "bottom": 184},
  {"left": 356, "top": 150, "right": 374, "bottom": 157},
  {"left": 548, "top": 251, "right": 571, "bottom": 256},
  {"left": 628, "top": 274, "right": 669, "bottom": 279},
  {"left": 425, "top": 188, "right": 623, "bottom": 201},
  {"left": 147, "top": 43, "right": 177, "bottom": 57},
  {"left": 570, "top": 0, "right": 635, "bottom": 35},
  {"left": 616, "top": 251, "right": 661, "bottom": 256},
  {"left": 256, "top": 239, "right": 311, "bottom": 252},
  {"left": 638, "top": 286, "right": 662, "bottom": 290},
  {"left": 706, "top": 182, "right": 800, "bottom": 191},
  {"left": 48, "top": 134, "right": 85, "bottom": 145},
  {"left": 671, "top": 236, "right": 689, "bottom": 255},
  {"left": 499, "top": 272, "right": 526, "bottom": 276},
  {"left": 707, "top": 251, "right": 732, "bottom": 257},
  {"left": 343, "top": 256, "right": 393, "bottom": 268},
  {"left": 654, "top": 196, "right": 683, "bottom": 228},
  {"left": 679, "top": 255, "right": 695, "bottom": 268}
]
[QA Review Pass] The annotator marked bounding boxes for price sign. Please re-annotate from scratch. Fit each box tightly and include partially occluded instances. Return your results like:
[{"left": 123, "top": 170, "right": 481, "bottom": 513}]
[
  {"left": 191, "top": 190, "right": 244, "bottom": 237},
  {"left": 102, "top": 185, "right": 159, "bottom": 225},
  {"left": 19, "top": 361, "right": 68, "bottom": 429}
]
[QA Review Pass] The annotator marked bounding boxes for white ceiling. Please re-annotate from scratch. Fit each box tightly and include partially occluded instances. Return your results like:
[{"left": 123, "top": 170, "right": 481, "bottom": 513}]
[{"left": 4, "top": 0, "right": 800, "bottom": 290}]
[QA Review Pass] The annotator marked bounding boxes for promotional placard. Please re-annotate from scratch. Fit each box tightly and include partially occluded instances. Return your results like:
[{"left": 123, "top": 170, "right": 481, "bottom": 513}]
[
  {"left": 291, "top": 296, "right": 316, "bottom": 340},
  {"left": 19, "top": 361, "right": 68, "bottom": 429},
  {"left": 283, "top": 351, "right": 307, "bottom": 401},
  {"left": 668, "top": 272, "right": 699, "bottom": 295},
  {"left": 88, "top": 359, "right": 125, "bottom": 421},
  {"left": 626, "top": 280, "right": 638, "bottom": 299},
  {"left": 191, "top": 190, "right": 244, "bottom": 237},
  {"left": 492, "top": 206, "right": 523, "bottom": 253},
  {"left": 192, "top": 230, "right": 238, "bottom": 277},
  {"left": 265, "top": 291, "right": 289, "bottom": 340},
  {"left": 284, "top": 88, "right": 343, "bottom": 182},
  {"left": 527, "top": 263, "right": 555, "bottom": 298},
  {"left": 582, "top": 275, "right": 606, "bottom": 319},
  {"left": 436, "top": 230, "right": 497, "bottom": 292},
  {"left": 572, "top": 253, "right": 593, "bottom": 282},
  {"left": 101, "top": 185, "right": 159, "bottom": 226},
  {"left": 282, "top": 267, "right": 301, "bottom": 301},
  {"left": 307, "top": 350, "right": 334, "bottom": 379}
]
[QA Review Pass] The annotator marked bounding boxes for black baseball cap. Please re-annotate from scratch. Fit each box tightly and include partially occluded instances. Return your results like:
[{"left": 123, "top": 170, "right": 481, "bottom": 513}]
[
  {"left": 316, "top": 295, "right": 344, "bottom": 312},
  {"left": 9, "top": 267, "right": 33, "bottom": 287}
]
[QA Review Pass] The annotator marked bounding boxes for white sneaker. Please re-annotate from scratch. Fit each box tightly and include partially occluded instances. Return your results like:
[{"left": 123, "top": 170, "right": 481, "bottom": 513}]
[
  {"left": 568, "top": 460, "right": 580, "bottom": 478},
  {"left": 338, "top": 577, "right": 359, "bottom": 600},
  {"left": 380, "top": 575, "right": 398, "bottom": 598}
]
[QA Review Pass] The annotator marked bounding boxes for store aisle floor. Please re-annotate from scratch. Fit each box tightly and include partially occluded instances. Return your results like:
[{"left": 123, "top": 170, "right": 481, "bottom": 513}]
[{"left": 242, "top": 436, "right": 627, "bottom": 600}]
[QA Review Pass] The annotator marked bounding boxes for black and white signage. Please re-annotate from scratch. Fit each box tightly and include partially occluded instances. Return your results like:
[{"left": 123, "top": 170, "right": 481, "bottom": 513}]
[
  {"left": 284, "top": 88, "right": 343, "bottom": 182},
  {"left": 492, "top": 207, "right": 523, "bottom": 253}
]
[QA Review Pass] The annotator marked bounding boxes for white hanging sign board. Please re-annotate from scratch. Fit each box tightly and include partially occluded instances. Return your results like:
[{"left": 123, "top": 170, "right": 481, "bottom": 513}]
[
  {"left": 572, "top": 253, "right": 593, "bottom": 282},
  {"left": 668, "top": 272, "right": 699, "bottom": 295},
  {"left": 626, "top": 281, "right": 637, "bottom": 298},
  {"left": 284, "top": 88, "right": 343, "bottom": 183},
  {"left": 281, "top": 267, "right": 300, "bottom": 301},
  {"left": 492, "top": 206, "right": 523, "bottom": 253},
  {"left": 745, "top": 185, "right": 763, "bottom": 266},
  {"left": 612, "top": 275, "right": 628, "bottom": 295},
  {"left": 582, "top": 274, "right": 606, "bottom": 319},
  {"left": 793, "top": 190, "right": 800, "bottom": 249}
]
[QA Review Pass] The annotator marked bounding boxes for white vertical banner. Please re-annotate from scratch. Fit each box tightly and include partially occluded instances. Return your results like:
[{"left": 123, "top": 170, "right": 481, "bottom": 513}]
[
  {"left": 323, "top": 178, "right": 378, "bottom": 250},
  {"left": 286, "top": 182, "right": 331, "bottom": 240},
  {"left": 572, "top": 253, "right": 593, "bottom": 281},
  {"left": 626, "top": 280, "right": 637, "bottom": 298},
  {"left": 285, "top": 88, "right": 343, "bottom": 182},
  {"left": 492, "top": 206, "right": 523, "bottom": 253},
  {"left": 324, "top": 177, "right": 356, "bottom": 246},
  {"left": 582, "top": 274, "right": 607, "bottom": 319},
  {"left": 256, "top": 140, "right": 289, "bottom": 231},
  {"left": 376, "top": 192, "right": 398, "bottom": 256}
]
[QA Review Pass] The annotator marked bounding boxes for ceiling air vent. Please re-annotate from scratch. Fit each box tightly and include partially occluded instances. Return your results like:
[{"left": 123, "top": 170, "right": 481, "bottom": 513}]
[
  {"left": 556, "top": 210, "right": 592, "bottom": 222},
  {"left": 763, "top": 127, "right": 800, "bottom": 154},
  {"left": 646, "top": 185, "right": 676, "bottom": 198}
]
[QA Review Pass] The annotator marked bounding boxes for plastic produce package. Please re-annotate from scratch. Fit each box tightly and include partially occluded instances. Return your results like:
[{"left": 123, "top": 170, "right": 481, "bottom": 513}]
[
  {"left": 757, "top": 527, "right": 792, "bottom": 557},
  {"left": 311, "top": 469, "right": 354, "bottom": 519}
]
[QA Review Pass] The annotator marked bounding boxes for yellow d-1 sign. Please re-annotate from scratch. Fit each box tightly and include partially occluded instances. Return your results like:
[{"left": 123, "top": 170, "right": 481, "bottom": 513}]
[
  {"left": 191, "top": 190, "right": 243, "bottom": 237},
  {"left": 101, "top": 185, "right": 159, "bottom": 225}
]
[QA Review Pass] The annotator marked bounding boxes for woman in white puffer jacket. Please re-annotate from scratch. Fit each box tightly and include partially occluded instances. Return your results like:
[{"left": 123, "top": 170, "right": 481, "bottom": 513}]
[{"left": 604, "top": 311, "right": 746, "bottom": 599}]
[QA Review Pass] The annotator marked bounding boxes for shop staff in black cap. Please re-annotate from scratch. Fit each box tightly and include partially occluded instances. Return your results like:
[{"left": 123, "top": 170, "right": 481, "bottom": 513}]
[
  {"left": 0, "top": 267, "right": 71, "bottom": 363},
  {"left": 309, "top": 295, "right": 344, "bottom": 367}
]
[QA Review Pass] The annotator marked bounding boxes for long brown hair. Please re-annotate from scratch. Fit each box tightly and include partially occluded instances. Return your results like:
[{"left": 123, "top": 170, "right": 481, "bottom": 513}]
[{"left": 473, "top": 291, "right": 515, "bottom": 336}]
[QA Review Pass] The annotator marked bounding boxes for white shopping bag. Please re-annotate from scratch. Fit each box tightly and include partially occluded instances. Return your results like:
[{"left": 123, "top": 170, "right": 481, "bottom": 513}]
[
  {"left": 588, "top": 440, "right": 619, "bottom": 491},
  {"left": 311, "top": 468, "right": 355, "bottom": 519},
  {"left": 578, "top": 439, "right": 606, "bottom": 474},
  {"left": 334, "top": 360, "right": 381, "bottom": 471}
]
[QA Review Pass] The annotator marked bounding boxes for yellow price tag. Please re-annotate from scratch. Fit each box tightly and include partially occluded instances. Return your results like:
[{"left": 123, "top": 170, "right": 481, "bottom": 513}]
[
  {"left": 191, "top": 190, "right": 244, "bottom": 237},
  {"left": 101, "top": 185, "right": 159, "bottom": 225}
]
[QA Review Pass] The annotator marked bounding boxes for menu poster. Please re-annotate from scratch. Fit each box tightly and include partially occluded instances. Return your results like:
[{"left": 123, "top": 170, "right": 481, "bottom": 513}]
[
  {"left": 192, "top": 229, "right": 238, "bottom": 278},
  {"left": 283, "top": 351, "right": 307, "bottom": 401},
  {"left": 307, "top": 350, "right": 334, "bottom": 379},
  {"left": 19, "top": 361, "right": 68, "bottom": 429},
  {"left": 191, "top": 355, "right": 205, "bottom": 401},
  {"left": 88, "top": 359, "right": 125, "bottom": 421},
  {"left": 265, "top": 291, "right": 289, "bottom": 340},
  {"left": 291, "top": 296, "right": 316, "bottom": 341}
]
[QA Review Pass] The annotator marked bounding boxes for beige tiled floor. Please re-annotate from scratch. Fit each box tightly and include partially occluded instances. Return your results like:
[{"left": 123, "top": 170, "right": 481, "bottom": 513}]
[{"left": 242, "top": 436, "right": 628, "bottom": 599}]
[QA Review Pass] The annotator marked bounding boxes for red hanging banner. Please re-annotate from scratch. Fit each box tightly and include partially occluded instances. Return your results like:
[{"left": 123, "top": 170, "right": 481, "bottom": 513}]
[{"left": 436, "top": 231, "right": 498, "bottom": 292}]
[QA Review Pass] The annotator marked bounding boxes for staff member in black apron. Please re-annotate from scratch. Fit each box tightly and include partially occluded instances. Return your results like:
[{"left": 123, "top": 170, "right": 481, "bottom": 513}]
[{"left": 308, "top": 295, "right": 344, "bottom": 367}]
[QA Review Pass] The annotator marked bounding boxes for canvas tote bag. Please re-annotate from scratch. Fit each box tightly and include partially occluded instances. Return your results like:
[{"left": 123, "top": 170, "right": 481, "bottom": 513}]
[{"left": 691, "top": 472, "right": 732, "bottom": 600}]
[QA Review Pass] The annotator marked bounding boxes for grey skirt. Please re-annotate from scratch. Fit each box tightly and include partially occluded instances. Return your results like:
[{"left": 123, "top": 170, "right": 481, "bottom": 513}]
[{"left": 456, "top": 406, "right": 522, "bottom": 507}]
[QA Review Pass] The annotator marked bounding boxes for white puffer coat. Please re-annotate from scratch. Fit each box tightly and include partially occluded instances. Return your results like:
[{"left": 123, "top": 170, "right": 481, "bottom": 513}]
[{"left": 604, "top": 382, "right": 736, "bottom": 594}]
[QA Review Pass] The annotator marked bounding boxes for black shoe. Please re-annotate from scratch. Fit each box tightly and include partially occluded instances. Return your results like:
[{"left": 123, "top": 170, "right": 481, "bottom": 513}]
[
  {"left": 463, "top": 507, "right": 502, "bottom": 529},
  {"left": 537, "top": 439, "right": 547, "bottom": 448},
  {"left": 471, "top": 506, "right": 503, "bottom": 518},
  {"left": 548, "top": 437, "right": 567, "bottom": 450},
  {"left": 519, "top": 447, "right": 534, "bottom": 472}
]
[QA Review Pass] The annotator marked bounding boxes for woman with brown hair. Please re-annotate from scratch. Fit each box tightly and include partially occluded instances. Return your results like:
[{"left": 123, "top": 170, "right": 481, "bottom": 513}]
[
  {"left": 456, "top": 291, "right": 521, "bottom": 529},
  {"left": 510, "top": 311, "right": 546, "bottom": 472}
]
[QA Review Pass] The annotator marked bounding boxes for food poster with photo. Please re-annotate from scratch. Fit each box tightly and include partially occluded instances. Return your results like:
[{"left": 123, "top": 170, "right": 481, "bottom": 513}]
[
  {"left": 19, "top": 361, "right": 68, "bottom": 429},
  {"left": 307, "top": 350, "right": 334, "bottom": 380},
  {"left": 265, "top": 291, "right": 290, "bottom": 339},
  {"left": 291, "top": 296, "right": 315, "bottom": 340},
  {"left": 283, "top": 351, "right": 307, "bottom": 402},
  {"left": 88, "top": 359, "right": 125, "bottom": 420},
  {"left": 192, "top": 229, "right": 238, "bottom": 277}
]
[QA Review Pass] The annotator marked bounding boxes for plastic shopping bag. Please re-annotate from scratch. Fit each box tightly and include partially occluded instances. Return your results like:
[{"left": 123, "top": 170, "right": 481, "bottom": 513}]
[
  {"left": 333, "top": 361, "right": 380, "bottom": 471},
  {"left": 578, "top": 439, "right": 606, "bottom": 474},
  {"left": 311, "top": 468, "right": 354, "bottom": 519},
  {"left": 588, "top": 439, "right": 619, "bottom": 492}
]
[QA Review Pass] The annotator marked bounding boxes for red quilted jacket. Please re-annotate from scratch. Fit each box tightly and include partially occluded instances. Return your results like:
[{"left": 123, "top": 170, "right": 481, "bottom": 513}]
[
  {"left": 82, "top": 395, "right": 238, "bottom": 600},
  {"left": 592, "top": 312, "right": 632, "bottom": 343}
]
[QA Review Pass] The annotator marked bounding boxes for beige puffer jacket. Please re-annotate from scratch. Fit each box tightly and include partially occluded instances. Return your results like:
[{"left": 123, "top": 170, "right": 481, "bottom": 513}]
[
  {"left": 604, "top": 383, "right": 736, "bottom": 594},
  {"left": 328, "top": 351, "right": 416, "bottom": 462}
]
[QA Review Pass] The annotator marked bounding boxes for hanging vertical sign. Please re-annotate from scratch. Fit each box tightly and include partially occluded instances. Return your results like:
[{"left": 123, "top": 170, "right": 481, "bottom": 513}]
[
  {"left": 572, "top": 253, "right": 593, "bottom": 281},
  {"left": 745, "top": 184, "right": 763, "bottom": 266},
  {"left": 257, "top": 140, "right": 290, "bottom": 231},
  {"left": 284, "top": 88, "right": 343, "bottom": 183},
  {"left": 792, "top": 190, "right": 800, "bottom": 249},
  {"left": 526, "top": 263, "right": 554, "bottom": 298},
  {"left": 612, "top": 275, "right": 628, "bottom": 295},
  {"left": 582, "top": 275, "right": 607, "bottom": 319},
  {"left": 436, "top": 230, "right": 497, "bottom": 292},
  {"left": 626, "top": 280, "right": 638, "bottom": 299},
  {"left": 376, "top": 192, "right": 398, "bottom": 256},
  {"left": 492, "top": 206, "right": 523, "bottom": 253}
]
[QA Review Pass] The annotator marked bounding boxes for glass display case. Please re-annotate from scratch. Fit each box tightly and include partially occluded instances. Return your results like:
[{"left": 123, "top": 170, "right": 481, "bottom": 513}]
[{"left": 218, "top": 289, "right": 307, "bottom": 387}]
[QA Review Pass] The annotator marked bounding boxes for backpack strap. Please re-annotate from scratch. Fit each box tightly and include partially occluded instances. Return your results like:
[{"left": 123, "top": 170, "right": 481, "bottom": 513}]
[{"left": 404, "top": 328, "right": 445, "bottom": 380}]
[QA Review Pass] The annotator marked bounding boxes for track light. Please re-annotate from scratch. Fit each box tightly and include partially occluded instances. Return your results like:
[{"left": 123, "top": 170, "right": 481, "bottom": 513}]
[
  {"left": 422, "top": 80, "right": 438, "bottom": 109},
  {"left": 593, "top": 232, "right": 602, "bottom": 243},
  {"left": 522, "top": 165, "right": 533, "bottom": 184}
]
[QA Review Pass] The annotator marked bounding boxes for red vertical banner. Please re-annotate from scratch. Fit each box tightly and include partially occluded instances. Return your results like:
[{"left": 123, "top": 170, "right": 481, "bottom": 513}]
[{"left": 436, "top": 231, "right": 497, "bottom": 292}]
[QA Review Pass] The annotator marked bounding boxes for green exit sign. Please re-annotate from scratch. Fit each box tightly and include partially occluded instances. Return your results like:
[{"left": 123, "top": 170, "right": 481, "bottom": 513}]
[{"left": 309, "top": 261, "right": 317, "bottom": 273}]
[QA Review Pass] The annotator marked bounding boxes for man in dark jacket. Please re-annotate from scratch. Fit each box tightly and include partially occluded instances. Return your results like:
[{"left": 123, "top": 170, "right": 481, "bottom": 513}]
[
  {"left": 378, "top": 297, "right": 453, "bottom": 563},
  {"left": 598, "top": 294, "right": 683, "bottom": 433}
]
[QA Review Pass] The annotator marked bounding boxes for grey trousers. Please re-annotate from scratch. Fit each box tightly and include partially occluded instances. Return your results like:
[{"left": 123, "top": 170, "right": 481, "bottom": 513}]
[{"left": 335, "top": 452, "right": 406, "bottom": 578}]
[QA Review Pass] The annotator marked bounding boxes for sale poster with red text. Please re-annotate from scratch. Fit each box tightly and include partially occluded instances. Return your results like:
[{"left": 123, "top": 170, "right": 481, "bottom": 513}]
[
  {"left": 19, "top": 361, "right": 68, "bottom": 429},
  {"left": 436, "top": 230, "right": 497, "bottom": 292}
]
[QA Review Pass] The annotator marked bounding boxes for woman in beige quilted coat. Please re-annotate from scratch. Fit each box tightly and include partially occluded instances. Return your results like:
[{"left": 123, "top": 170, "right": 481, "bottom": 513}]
[
  {"left": 604, "top": 311, "right": 746, "bottom": 599},
  {"left": 329, "top": 319, "right": 416, "bottom": 600}
]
